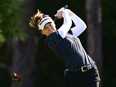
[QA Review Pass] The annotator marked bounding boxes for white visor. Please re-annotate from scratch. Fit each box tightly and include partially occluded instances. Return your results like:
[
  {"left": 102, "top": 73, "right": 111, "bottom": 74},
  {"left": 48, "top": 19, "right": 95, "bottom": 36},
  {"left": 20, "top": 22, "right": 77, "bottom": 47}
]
[{"left": 38, "top": 17, "right": 54, "bottom": 30}]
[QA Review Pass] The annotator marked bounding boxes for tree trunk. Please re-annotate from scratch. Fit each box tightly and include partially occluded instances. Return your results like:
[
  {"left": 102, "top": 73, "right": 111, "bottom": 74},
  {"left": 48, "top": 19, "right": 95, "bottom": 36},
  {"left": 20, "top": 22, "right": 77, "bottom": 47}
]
[{"left": 86, "top": 0, "right": 102, "bottom": 86}]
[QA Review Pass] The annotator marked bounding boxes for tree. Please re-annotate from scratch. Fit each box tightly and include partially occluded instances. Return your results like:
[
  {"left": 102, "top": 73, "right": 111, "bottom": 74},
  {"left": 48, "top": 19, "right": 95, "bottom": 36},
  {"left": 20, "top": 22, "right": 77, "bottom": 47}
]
[{"left": 86, "top": 0, "right": 102, "bottom": 86}]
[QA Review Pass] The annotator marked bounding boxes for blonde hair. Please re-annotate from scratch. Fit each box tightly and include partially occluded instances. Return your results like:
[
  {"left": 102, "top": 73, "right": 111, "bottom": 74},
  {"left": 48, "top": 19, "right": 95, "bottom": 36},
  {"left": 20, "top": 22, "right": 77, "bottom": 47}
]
[{"left": 29, "top": 10, "right": 44, "bottom": 29}]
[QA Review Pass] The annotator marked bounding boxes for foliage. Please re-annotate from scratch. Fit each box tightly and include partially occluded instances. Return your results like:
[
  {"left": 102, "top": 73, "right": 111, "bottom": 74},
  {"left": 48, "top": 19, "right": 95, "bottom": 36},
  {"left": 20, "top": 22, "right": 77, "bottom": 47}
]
[
  {"left": 0, "top": 0, "right": 27, "bottom": 47},
  {"left": 0, "top": 32, "right": 5, "bottom": 46}
]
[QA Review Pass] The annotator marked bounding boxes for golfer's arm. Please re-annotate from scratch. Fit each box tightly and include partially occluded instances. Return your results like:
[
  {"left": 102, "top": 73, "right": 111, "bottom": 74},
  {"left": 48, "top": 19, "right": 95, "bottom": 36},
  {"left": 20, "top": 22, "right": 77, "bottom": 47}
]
[
  {"left": 70, "top": 12, "right": 87, "bottom": 36},
  {"left": 58, "top": 10, "right": 72, "bottom": 38}
]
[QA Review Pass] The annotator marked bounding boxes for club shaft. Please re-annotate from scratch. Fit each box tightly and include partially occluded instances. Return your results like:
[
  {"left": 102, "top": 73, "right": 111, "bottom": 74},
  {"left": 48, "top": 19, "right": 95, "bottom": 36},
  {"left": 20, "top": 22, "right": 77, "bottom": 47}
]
[{"left": 15, "top": 36, "right": 41, "bottom": 73}]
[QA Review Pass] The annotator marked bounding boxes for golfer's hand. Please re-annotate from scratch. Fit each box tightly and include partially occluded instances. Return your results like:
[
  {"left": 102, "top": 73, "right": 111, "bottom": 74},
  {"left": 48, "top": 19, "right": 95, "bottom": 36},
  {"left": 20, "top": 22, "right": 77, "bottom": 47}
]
[
  {"left": 54, "top": 7, "right": 73, "bottom": 19},
  {"left": 54, "top": 7, "right": 65, "bottom": 19},
  {"left": 66, "top": 9, "right": 73, "bottom": 17},
  {"left": 54, "top": 11, "right": 63, "bottom": 19}
]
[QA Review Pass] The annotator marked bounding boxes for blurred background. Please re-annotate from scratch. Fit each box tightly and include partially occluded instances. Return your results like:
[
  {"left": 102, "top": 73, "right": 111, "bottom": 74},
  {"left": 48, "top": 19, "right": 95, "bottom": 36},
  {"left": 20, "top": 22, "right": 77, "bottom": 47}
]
[{"left": 0, "top": 0, "right": 116, "bottom": 87}]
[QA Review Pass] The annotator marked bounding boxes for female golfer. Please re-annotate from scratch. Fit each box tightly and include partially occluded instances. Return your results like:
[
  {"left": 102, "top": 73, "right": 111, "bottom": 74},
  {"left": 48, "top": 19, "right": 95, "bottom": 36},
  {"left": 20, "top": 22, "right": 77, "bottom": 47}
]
[{"left": 29, "top": 7, "right": 100, "bottom": 87}]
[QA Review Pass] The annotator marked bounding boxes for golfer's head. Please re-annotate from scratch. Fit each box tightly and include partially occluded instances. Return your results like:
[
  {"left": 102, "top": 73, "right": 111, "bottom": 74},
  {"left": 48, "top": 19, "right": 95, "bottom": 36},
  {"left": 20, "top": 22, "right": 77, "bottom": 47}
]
[{"left": 29, "top": 10, "right": 56, "bottom": 36}]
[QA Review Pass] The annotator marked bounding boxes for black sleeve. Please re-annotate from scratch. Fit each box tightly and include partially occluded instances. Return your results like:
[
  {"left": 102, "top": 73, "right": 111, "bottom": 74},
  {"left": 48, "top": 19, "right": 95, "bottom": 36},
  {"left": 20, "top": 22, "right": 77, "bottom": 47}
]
[{"left": 68, "top": 30, "right": 73, "bottom": 35}]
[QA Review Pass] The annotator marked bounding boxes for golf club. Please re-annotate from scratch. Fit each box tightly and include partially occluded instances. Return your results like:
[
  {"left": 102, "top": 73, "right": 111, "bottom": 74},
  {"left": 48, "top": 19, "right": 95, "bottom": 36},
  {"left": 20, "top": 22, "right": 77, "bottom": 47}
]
[{"left": 12, "top": 5, "right": 68, "bottom": 81}]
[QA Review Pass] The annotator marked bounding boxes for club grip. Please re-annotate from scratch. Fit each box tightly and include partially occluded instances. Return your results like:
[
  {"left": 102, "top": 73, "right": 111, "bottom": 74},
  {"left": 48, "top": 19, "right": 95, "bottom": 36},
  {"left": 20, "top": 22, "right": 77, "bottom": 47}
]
[
  {"left": 64, "top": 5, "right": 68, "bottom": 9},
  {"left": 54, "top": 5, "right": 68, "bottom": 22}
]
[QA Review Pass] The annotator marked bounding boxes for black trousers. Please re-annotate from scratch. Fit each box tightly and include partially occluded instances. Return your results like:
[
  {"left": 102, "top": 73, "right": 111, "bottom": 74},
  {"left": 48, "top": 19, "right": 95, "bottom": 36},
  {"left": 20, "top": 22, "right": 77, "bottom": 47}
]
[{"left": 64, "top": 67, "right": 100, "bottom": 87}]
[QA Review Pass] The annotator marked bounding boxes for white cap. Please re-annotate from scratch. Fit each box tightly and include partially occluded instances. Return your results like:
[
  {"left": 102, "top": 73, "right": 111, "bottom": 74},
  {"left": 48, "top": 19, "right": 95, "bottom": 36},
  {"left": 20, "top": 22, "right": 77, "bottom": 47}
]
[{"left": 38, "top": 17, "right": 54, "bottom": 30}]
